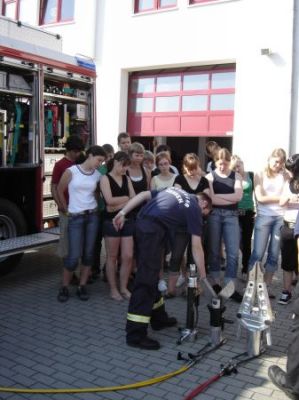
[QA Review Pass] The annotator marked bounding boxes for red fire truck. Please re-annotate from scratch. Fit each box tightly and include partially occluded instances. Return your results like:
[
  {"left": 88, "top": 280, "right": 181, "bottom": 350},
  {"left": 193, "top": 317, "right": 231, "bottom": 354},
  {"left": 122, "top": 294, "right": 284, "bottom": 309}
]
[{"left": 0, "top": 17, "right": 97, "bottom": 275}]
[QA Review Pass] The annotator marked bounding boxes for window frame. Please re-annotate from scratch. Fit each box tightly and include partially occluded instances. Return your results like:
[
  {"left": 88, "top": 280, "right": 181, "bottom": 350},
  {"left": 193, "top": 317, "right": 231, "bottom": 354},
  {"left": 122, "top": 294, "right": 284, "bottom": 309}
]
[
  {"left": 39, "top": 0, "right": 74, "bottom": 26},
  {"left": 134, "top": 0, "right": 177, "bottom": 14}
]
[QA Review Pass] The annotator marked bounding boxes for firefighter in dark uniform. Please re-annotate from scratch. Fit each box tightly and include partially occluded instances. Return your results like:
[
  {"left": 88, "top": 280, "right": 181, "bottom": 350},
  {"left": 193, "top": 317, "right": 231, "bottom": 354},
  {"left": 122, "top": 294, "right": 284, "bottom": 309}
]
[{"left": 113, "top": 187, "right": 211, "bottom": 350}]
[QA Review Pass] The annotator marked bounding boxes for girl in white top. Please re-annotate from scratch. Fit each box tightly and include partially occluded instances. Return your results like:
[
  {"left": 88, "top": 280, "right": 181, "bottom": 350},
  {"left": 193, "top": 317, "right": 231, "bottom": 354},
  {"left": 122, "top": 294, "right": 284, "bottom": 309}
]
[
  {"left": 57, "top": 145, "right": 106, "bottom": 302},
  {"left": 248, "top": 148, "right": 288, "bottom": 295}
]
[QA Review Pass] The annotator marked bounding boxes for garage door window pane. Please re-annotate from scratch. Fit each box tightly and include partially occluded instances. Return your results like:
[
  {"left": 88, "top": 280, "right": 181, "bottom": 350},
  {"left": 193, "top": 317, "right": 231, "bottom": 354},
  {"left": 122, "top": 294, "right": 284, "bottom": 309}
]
[
  {"left": 156, "top": 76, "right": 180, "bottom": 92},
  {"left": 156, "top": 96, "right": 179, "bottom": 111},
  {"left": 131, "top": 78, "right": 155, "bottom": 94},
  {"left": 182, "top": 95, "right": 208, "bottom": 111},
  {"left": 210, "top": 94, "right": 235, "bottom": 110},
  {"left": 131, "top": 98, "right": 153, "bottom": 112},
  {"left": 211, "top": 72, "right": 235, "bottom": 89},
  {"left": 183, "top": 74, "right": 209, "bottom": 90}
]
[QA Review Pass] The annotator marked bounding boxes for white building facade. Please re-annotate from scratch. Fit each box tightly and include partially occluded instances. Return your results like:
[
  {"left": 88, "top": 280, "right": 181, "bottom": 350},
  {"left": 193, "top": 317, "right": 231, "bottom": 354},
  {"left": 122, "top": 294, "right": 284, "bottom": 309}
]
[{"left": 1, "top": 0, "right": 298, "bottom": 170}]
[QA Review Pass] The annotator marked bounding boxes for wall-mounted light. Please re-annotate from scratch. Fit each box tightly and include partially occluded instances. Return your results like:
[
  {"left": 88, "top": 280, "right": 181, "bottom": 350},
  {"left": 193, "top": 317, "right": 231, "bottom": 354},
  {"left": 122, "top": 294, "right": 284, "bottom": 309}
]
[{"left": 261, "top": 48, "right": 272, "bottom": 56}]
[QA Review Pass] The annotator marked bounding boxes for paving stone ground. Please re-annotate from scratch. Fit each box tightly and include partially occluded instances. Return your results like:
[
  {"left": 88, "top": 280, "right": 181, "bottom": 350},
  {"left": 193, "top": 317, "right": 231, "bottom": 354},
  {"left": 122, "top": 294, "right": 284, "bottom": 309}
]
[{"left": 0, "top": 245, "right": 296, "bottom": 400}]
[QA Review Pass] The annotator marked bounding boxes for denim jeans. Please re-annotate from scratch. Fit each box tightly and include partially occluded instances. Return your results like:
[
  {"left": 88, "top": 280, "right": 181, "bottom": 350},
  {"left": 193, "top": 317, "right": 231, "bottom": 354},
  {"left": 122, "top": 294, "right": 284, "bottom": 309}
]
[
  {"left": 64, "top": 212, "right": 99, "bottom": 271},
  {"left": 248, "top": 214, "right": 283, "bottom": 273},
  {"left": 208, "top": 208, "right": 240, "bottom": 281}
]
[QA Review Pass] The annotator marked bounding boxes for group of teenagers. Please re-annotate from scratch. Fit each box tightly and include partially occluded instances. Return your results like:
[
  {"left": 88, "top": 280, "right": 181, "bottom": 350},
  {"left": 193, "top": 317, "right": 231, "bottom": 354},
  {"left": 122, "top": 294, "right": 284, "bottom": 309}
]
[
  {"left": 51, "top": 134, "right": 299, "bottom": 340},
  {"left": 50, "top": 133, "right": 299, "bottom": 398}
]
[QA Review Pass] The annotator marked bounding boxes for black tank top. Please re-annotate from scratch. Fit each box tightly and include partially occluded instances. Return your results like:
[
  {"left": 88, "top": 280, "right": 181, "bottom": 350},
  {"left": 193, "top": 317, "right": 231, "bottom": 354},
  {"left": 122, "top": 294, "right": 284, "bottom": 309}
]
[
  {"left": 174, "top": 174, "right": 209, "bottom": 195},
  {"left": 127, "top": 166, "right": 148, "bottom": 194},
  {"left": 212, "top": 170, "right": 238, "bottom": 210},
  {"left": 103, "top": 174, "right": 129, "bottom": 219}
]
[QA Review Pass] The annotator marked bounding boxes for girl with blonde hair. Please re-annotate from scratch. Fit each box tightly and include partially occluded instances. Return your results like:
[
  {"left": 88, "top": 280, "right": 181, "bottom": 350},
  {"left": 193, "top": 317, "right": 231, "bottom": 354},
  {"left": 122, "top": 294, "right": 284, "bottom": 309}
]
[{"left": 248, "top": 148, "right": 288, "bottom": 296}]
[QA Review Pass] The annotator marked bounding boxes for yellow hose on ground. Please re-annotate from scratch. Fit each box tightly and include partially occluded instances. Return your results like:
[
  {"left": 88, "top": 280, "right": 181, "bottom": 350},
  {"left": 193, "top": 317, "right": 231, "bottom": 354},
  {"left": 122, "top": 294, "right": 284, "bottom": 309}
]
[{"left": 0, "top": 362, "right": 193, "bottom": 394}]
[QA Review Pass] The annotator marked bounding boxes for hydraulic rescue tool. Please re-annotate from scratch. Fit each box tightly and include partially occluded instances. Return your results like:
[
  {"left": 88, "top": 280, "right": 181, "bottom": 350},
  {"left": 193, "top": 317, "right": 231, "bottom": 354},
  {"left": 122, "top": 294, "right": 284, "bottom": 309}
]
[
  {"left": 237, "top": 261, "right": 275, "bottom": 356},
  {"left": 177, "top": 264, "right": 234, "bottom": 345},
  {"left": 177, "top": 264, "right": 201, "bottom": 344},
  {"left": 179, "top": 263, "right": 274, "bottom": 399},
  {"left": 203, "top": 278, "right": 235, "bottom": 346}
]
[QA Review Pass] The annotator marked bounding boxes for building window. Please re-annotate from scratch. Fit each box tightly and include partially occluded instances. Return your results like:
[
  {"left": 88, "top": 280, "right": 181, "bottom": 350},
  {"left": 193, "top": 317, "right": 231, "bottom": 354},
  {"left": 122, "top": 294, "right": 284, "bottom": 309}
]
[
  {"left": 134, "top": 0, "right": 177, "bottom": 14},
  {"left": 2, "top": 0, "right": 31, "bottom": 21},
  {"left": 40, "top": 0, "right": 74, "bottom": 25},
  {"left": 128, "top": 67, "right": 236, "bottom": 136}
]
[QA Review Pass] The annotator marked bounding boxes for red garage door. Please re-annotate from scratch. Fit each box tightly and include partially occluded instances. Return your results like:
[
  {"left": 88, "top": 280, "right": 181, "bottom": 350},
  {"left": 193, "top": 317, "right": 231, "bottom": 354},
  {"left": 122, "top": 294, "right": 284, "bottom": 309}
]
[{"left": 127, "top": 65, "right": 235, "bottom": 137}]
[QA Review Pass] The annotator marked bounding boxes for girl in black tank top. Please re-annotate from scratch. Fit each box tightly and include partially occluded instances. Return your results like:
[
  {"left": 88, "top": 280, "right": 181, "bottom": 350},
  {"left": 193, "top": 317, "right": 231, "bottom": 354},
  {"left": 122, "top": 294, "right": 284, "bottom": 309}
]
[
  {"left": 100, "top": 151, "right": 135, "bottom": 302},
  {"left": 103, "top": 174, "right": 130, "bottom": 219},
  {"left": 168, "top": 153, "right": 210, "bottom": 296},
  {"left": 127, "top": 166, "right": 148, "bottom": 194},
  {"left": 126, "top": 142, "right": 149, "bottom": 194},
  {"left": 205, "top": 148, "right": 243, "bottom": 302},
  {"left": 211, "top": 170, "right": 238, "bottom": 210}
]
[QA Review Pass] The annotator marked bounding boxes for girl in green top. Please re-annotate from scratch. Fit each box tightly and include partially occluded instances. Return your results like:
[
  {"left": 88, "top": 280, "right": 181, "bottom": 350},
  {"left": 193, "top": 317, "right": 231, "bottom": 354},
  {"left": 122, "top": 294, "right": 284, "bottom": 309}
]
[{"left": 231, "top": 155, "right": 255, "bottom": 278}]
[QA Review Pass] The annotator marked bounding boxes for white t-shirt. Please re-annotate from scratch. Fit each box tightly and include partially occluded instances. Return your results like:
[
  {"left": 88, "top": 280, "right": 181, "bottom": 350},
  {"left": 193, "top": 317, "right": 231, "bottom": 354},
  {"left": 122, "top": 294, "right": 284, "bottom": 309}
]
[
  {"left": 282, "top": 182, "right": 299, "bottom": 223},
  {"left": 68, "top": 165, "right": 101, "bottom": 213},
  {"left": 257, "top": 172, "right": 285, "bottom": 216}
]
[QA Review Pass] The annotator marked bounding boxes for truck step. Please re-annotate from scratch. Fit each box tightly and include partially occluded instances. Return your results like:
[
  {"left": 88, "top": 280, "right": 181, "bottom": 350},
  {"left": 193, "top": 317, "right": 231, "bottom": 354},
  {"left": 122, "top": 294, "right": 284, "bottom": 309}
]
[{"left": 0, "top": 228, "right": 60, "bottom": 257}]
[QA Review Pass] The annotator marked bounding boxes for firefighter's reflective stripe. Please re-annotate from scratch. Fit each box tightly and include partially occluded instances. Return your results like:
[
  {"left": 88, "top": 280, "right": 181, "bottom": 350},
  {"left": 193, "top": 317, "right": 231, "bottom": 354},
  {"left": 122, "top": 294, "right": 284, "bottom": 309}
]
[
  {"left": 152, "top": 297, "right": 164, "bottom": 310},
  {"left": 127, "top": 313, "right": 150, "bottom": 324}
]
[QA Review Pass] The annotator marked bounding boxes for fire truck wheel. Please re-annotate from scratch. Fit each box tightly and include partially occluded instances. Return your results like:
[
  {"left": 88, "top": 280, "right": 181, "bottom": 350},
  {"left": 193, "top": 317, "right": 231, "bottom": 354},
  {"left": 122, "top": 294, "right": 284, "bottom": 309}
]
[{"left": 0, "top": 199, "right": 27, "bottom": 276}]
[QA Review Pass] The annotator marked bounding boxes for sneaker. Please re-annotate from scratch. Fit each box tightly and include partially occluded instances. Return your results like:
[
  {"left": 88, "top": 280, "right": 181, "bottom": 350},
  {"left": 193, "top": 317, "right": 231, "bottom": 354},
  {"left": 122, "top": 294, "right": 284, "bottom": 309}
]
[
  {"left": 57, "top": 286, "right": 69, "bottom": 303},
  {"left": 230, "top": 290, "right": 243, "bottom": 303},
  {"left": 151, "top": 316, "right": 177, "bottom": 331},
  {"left": 127, "top": 336, "right": 160, "bottom": 350},
  {"left": 278, "top": 290, "right": 292, "bottom": 305},
  {"left": 268, "top": 365, "right": 299, "bottom": 400},
  {"left": 158, "top": 279, "right": 168, "bottom": 292},
  {"left": 77, "top": 286, "right": 89, "bottom": 301},
  {"left": 176, "top": 274, "right": 186, "bottom": 288}
]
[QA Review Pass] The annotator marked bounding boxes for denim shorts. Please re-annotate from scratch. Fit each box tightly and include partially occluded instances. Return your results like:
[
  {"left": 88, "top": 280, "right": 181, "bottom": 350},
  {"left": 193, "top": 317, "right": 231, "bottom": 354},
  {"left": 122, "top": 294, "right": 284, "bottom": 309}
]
[
  {"left": 103, "top": 219, "right": 135, "bottom": 237},
  {"left": 64, "top": 212, "right": 99, "bottom": 271}
]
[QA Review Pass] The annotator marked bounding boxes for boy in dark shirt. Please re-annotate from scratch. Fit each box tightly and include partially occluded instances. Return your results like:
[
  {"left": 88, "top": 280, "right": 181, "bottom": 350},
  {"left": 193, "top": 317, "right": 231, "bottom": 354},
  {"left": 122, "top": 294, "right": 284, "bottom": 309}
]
[{"left": 113, "top": 187, "right": 211, "bottom": 350}]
